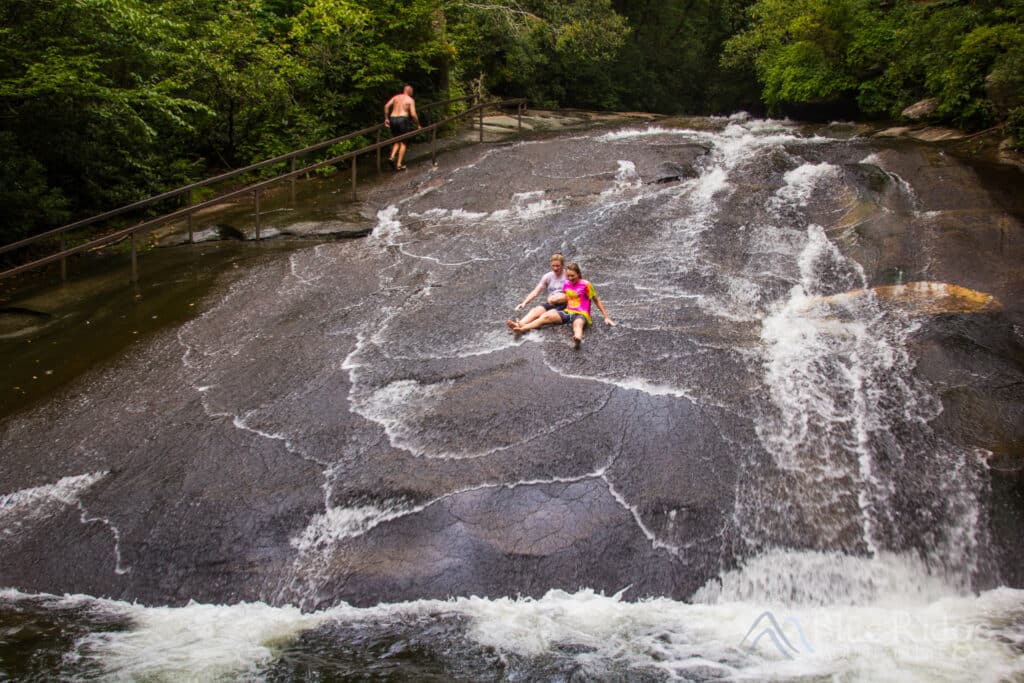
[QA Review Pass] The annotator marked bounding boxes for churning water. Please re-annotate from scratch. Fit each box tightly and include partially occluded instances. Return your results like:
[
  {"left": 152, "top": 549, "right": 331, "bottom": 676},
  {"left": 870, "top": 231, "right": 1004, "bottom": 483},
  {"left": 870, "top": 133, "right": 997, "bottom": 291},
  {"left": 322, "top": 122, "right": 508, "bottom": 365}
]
[{"left": 2, "top": 115, "right": 1022, "bottom": 680}]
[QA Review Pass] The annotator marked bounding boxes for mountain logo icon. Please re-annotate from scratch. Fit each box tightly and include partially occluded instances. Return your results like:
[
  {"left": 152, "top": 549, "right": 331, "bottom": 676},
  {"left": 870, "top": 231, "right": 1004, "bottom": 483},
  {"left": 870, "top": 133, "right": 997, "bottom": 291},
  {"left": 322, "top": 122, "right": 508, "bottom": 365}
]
[{"left": 739, "top": 610, "right": 815, "bottom": 660}]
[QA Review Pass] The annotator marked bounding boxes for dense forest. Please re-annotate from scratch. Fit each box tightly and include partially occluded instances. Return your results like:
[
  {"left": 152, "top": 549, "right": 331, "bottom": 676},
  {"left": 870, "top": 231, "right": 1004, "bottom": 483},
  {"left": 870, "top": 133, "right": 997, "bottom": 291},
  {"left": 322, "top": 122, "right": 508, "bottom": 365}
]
[{"left": 1, "top": 0, "right": 1021, "bottom": 244}]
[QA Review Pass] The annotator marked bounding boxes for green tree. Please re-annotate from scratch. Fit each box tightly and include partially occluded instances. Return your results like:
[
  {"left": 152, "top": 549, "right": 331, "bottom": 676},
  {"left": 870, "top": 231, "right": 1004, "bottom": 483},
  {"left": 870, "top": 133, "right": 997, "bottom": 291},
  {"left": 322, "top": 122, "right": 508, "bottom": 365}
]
[
  {"left": 725, "top": 0, "right": 1024, "bottom": 129},
  {"left": 608, "top": 0, "right": 758, "bottom": 114},
  {"left": 175, "top": 0, "right": 309, "bottom": 167},
  {"left": 289, "top": 0, "right": 450, "bottom": 124},
  {"left": 0, "top": 0, "right": 204, "bottom": 239},
  {"left": 445, "top": 0, "right": 629, "bottom": 108},
  {"left": 723, "top": 0, "right": 876, "bottom": 115}
]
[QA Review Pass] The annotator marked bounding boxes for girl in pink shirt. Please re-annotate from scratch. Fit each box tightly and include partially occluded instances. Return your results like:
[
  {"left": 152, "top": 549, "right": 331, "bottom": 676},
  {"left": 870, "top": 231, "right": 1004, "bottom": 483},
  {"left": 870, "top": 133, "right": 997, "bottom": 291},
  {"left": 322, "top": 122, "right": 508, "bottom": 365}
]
[{"left": 508, "top": 262, "right": 614, "bottom": 348}]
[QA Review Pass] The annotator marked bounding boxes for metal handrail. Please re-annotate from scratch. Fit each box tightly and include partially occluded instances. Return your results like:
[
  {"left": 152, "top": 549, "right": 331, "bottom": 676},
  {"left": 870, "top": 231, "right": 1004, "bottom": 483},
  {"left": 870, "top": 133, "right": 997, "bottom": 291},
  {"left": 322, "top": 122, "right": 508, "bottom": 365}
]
[
  {"left": 0, "top": 97, "right": 527, "bottom": 281},
  {"left": 0, "top": 95, "right": 477, "bottom": 258}
]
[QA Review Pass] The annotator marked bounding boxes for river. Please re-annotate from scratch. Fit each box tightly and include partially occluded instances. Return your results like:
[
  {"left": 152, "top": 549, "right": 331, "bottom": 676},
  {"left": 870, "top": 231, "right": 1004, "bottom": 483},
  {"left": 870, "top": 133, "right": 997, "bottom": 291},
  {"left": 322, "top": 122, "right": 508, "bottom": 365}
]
[{"left": 1, "top": 114, "right": 1022, "bottom": 680}]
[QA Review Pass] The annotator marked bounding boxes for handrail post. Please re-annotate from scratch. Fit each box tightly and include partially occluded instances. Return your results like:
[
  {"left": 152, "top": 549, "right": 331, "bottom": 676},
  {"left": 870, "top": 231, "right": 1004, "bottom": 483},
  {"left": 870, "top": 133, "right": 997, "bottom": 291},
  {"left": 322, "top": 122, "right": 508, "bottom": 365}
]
[
  {"left": 376, "top": 129, "right": 382, "bottom": 173},
  {"left": 351, "top": 155, "right": 358, "bottom": 201},
  {"left": 479, "top": 106, "right": 484, "bottom": 142},
  {"left": 518, "top": 103, "right": 523, "bottom": 133},
  {"left": 254, "top": 190, "right": 261, "bottom": 240},
  {"left": 431, "top": 126, "right": 437, "bottom": 165},
  {"left": 290, "top": 158, "right": 297, "bottom": 204},
  {"left": 130, "top": 232, "right": 138, "bottom": 284},
  {"left": 59, "top": 235, "right": 67, "bottom": 282},
  {"left": 187, "top": 189, "right": 194, "bottom": 244}
]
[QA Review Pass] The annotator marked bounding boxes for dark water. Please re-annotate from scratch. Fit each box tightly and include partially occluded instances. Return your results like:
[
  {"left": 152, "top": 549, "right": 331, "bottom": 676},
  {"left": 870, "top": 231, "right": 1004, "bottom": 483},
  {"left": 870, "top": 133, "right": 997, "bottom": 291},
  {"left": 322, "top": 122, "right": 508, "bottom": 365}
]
[
  {"left": 1, "top": 115, "right": 1023, "bottom": 680},
  {"left": 0, "top": 242, "right": 309, "bottom": 421}
]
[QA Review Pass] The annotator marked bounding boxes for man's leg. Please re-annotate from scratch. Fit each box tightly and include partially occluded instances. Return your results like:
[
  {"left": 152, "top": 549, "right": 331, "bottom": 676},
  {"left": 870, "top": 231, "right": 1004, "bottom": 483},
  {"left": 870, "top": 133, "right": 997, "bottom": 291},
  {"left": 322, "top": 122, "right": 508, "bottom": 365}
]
[{"left": 396, "top": 142, "right": 408, "bottom": 169}]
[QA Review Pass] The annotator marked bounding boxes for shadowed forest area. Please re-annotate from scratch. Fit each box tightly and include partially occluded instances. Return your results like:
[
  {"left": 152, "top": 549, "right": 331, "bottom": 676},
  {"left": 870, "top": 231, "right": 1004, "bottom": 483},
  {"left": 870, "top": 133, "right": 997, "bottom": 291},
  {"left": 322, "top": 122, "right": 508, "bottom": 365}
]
[{"left": 1, "top": 0, "right": 1022, "bottom": 246}]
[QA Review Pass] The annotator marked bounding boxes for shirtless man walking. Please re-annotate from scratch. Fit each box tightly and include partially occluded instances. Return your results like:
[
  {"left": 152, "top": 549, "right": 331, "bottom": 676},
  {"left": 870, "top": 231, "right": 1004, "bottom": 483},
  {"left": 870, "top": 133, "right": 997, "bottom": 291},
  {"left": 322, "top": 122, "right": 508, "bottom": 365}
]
[{"left": 384, "top": 84, "right": 421, "bottom": 170}]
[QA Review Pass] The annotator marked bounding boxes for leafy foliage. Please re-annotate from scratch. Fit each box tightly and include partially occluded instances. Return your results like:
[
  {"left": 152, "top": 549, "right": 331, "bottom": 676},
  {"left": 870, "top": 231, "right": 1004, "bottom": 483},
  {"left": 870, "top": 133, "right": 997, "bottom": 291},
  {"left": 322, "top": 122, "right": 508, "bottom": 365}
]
[
  {"left": 0, "top": 0, "right": 205, "bottom": 233},
  {"left": 725, "top": 0, "right": 1024, "bottom": 126},
  {"left": 2, "top": 0, "right": 1021, "bottom": 246}
]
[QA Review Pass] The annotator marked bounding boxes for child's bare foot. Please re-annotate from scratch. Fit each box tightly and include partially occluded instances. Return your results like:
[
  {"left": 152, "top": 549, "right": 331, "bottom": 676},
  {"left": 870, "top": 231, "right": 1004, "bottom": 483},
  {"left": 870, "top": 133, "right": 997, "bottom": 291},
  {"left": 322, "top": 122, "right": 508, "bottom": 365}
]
[
  {"left": 506, "top": 319, "right": 518, "bottom": 330},
  {"left": 573, "top": 335, "right": 582, "bottom": 349}
]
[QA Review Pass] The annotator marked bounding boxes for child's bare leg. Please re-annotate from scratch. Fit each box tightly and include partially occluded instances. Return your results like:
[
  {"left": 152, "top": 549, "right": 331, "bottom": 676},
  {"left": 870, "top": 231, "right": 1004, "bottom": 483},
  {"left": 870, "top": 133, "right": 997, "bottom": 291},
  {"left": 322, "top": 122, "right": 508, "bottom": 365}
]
[
  {"left": 572, "top": 317, "right": 585, "bottom": 344},
  {"left": 515, "top": 309, "right": 562, "bottom": 333},
  {"left": 517, "top": 304, "right": 548, "bottom": 327}
]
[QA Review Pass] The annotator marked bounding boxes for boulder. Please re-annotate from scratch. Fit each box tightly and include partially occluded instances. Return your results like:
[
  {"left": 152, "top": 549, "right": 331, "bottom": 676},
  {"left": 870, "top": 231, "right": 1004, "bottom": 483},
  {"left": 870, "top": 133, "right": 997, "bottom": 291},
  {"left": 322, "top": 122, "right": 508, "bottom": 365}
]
[
  {"left": 907, "top": 126, "right": 968, "bottom": 142},
  {"left": 801, "top": 281, "right": 1002, "bottom": 317},
  {"left": 873, "top": 125, "right": 968, "bottom": 142},
  {"left": 901, "top": 98, "right": 939, "bottom": 121},
  {"left": 986, "top": 67, "right": 1024, "bottom": 115},
  {"left": 651, "top": 161, "right": 699, "bottom": 184},
  {"left": 874, "top": 126, "right": 914, "bottom": 138},
  {"left": 998, "top": 138, "right": 1024, "bottom": 169}
]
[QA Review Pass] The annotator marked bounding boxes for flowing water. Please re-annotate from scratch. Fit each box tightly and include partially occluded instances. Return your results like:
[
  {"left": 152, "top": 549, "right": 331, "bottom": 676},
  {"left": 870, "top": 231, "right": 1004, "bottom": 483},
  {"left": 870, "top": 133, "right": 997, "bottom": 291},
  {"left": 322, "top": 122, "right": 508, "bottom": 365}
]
[{"left": 2, "top": 115, "right": 1023, "bottom": 680}]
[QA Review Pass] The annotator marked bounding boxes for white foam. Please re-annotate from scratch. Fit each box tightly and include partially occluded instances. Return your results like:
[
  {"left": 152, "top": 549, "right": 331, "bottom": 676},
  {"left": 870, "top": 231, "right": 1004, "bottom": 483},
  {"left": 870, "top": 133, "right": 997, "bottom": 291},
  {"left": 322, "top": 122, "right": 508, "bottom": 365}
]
[
  {"left": 514, "top": 198, "right": 558, "bottom": 219},
  {"left": 774, "top": 162, "right": 842, "bottom": 208},
  {"left": 461, "top": 582, "right": 1024, "bottom": 681},
  {"left": 856, "top": 154, "right": 920, "bottom": 210},
  {"left": 3, "top": 571, "right": 1020, "bottom": 683},
  {"left": 798, "top": 224, "right": 867, "bottom": 295},
  {"left": 511, "top": 190, "right": 543, "bottom": 200},
  {"left": 74, "top": 599, "right": 329, "bottom": 681},
  {"left": 602, "top": 478, "right": 682, "bottom": 556},
  {"left": 291, "top": 500, "right": 416, "bottom": 551},
  {"left": 758, "top": 281, "right": 890, "bottom": 472},
  {"left": 599, "top": 160, "right": 642, "bottom": 197},
  {"left": 416, "top": 207, "right": 490, "bottom": 222},
  {"left": 693, "top": 550, "right": 956, "bottom": 607},
  {"left": 289, "top": 470, "right": 618, "bottom": 564},
  {"left": 751, "top": 225, "right": 988, "bottom": 573},
  {"left": 0, "top": 472, "right": 107, "bottom": 537},
  {"left": 690, "top": 166, "right": 730, "bottom": 205},
  {"left": 347, "top": 378, "right": 472, "bottom": 458},
  {"left": 408, "top": 196, "right": 560, "bottom": 226},
  {"left": 597, "top": 125, "right": 687, "bottom": 141},
  {"left": 369, "top": 205, "right": 403, "bottom": 243},
  {"left": 388, "top": 329, "right": 521, "bottom": 361}
]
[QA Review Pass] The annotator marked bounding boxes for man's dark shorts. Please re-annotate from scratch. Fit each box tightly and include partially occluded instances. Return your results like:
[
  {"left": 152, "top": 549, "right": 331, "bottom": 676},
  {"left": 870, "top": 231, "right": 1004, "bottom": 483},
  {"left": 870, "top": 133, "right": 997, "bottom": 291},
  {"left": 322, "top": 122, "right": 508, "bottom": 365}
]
[
  {"left": 389, "top": 116, "right": 413, "bottom": 136},
  {"left": 557, "top": 311, "right": 589, "bottom": 326},
  {"left": 542, "top": 301, "right": 567, "bottom": 311}
]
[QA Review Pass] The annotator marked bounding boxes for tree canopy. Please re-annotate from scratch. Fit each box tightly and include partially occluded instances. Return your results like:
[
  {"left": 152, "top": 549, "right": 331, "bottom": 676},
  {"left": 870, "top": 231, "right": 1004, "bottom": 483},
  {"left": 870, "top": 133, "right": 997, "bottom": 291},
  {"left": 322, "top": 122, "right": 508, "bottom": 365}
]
[
  {"left": 1, "top": 0, "right": 1020, "bottom": 245},
  {"left": 724, "top": 0, "right": 1024, "bottom": 129}
]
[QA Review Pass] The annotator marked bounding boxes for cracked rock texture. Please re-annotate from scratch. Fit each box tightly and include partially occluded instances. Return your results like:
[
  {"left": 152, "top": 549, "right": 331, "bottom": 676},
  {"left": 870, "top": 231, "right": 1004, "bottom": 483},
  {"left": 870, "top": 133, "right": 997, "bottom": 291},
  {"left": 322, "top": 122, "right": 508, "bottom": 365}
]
[{"left": 2, "top": 116, "right": 1022, "bottom": 608}]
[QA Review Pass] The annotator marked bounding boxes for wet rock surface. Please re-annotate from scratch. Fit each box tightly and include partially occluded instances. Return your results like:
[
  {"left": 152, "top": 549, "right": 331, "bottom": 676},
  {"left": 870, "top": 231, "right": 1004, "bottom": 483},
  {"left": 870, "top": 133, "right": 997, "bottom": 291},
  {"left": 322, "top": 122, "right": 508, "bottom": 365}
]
[{"left": 1, "top": 115, "right": 1022, "bottom": 610}]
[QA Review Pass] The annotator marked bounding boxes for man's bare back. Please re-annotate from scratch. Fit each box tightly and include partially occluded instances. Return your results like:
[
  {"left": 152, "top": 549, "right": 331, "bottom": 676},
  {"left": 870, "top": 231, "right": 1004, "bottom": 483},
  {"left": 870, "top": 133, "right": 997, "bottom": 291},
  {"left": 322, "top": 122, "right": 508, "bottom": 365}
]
[
  {"left": 386, "top": 94, "right": 415, "bottom": 118},
  {"left": 384, "top": 85, "right": 421, "bottom": 170},
  {"left": 384, "top": 85, "right": 419, "bottom": 123}
]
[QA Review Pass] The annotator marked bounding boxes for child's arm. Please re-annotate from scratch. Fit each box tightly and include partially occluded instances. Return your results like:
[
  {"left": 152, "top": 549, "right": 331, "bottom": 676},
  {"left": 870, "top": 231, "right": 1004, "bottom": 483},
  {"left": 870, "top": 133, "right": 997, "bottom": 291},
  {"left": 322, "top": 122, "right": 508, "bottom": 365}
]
[
  {"left": 592, "top": 292, "right": 614, "bottom": 325},
  {"left": 516, "top": 282, "right": 545, "bottom": 310}
]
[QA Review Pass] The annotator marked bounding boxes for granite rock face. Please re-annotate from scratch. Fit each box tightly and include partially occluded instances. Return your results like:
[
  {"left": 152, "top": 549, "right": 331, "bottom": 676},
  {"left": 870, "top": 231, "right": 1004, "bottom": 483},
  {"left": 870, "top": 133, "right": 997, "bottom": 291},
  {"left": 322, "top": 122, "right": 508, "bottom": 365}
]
[{"left": 1, "top": 116, "right": 1021, "bottom": 609}]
